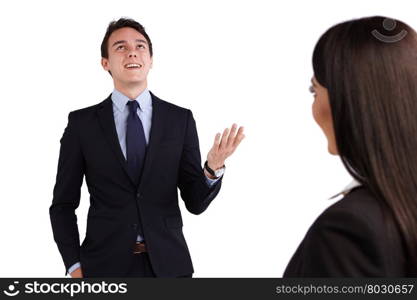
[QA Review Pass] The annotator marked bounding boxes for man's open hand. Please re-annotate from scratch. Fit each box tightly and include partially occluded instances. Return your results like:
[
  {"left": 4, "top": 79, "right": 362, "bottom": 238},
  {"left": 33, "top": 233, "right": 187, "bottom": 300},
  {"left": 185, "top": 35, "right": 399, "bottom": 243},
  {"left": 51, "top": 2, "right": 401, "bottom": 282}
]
[{"left": 206, "top": 123, "right": 245, "bottom": 173}]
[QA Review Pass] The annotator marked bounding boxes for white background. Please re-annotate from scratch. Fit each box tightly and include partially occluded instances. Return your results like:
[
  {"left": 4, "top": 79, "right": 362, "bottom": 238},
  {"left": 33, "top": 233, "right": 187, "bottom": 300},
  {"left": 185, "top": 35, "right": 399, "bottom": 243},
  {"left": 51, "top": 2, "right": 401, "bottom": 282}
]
[{"left": 0, "top": 0, "right": 415, "bottom": 277}]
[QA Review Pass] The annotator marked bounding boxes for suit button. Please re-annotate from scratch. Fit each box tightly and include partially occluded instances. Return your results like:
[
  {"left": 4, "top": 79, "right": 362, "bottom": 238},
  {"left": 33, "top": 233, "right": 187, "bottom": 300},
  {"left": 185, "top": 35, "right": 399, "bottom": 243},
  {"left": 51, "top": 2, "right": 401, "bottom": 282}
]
[
  {"left": 132, "top": 223, "right": 138, "bottom": 229},
  {"left": 136, "top": 192, "right": 141, "bottom": 198}
]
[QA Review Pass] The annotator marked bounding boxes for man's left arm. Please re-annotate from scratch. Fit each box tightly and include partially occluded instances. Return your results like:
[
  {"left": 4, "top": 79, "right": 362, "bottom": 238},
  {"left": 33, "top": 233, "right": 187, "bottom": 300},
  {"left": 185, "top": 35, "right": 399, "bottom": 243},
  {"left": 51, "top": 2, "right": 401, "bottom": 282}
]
[{"left": 178, "top": 110, "right": 244, "bottom": 214}]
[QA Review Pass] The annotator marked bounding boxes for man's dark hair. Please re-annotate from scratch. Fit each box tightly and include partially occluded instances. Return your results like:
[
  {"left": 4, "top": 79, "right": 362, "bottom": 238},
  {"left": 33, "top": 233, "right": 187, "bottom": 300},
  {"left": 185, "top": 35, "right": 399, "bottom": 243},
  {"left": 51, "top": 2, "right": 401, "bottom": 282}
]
[{"left": 101, "top": 18, "right": 153, "bottom": 58}]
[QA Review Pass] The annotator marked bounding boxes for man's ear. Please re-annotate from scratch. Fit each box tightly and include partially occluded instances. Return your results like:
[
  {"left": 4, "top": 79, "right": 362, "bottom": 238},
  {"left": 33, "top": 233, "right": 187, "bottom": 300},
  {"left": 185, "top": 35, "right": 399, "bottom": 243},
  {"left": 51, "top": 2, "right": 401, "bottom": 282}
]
[{"left": 101, "top": 57, "right": 109, "bottom": 71}]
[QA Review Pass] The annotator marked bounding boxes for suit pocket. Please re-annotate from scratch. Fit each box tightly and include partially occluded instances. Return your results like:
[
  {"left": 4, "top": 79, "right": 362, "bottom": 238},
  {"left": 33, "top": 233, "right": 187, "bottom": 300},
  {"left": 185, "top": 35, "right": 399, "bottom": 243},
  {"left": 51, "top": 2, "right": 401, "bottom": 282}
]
[
  {"left": 158, "top": 140, "right": 182, "bottom": 148},
  {"left": 165, "top": 215, "right": 183, "bottom": 229}
]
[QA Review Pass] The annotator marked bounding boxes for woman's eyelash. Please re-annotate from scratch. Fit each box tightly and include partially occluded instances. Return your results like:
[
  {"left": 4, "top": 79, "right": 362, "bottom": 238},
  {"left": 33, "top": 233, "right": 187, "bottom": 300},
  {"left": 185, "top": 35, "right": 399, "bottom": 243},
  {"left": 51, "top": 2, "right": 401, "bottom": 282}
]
[{"left": 309, "top": 85, "right": 315, "bottom": 93}]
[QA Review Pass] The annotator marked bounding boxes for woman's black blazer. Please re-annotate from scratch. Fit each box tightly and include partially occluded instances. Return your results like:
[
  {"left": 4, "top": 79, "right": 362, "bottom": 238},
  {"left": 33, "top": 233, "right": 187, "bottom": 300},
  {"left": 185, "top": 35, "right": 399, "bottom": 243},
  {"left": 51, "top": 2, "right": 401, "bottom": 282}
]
[{"left": 284, "top": 186, "right": 407, "bottom": 277}]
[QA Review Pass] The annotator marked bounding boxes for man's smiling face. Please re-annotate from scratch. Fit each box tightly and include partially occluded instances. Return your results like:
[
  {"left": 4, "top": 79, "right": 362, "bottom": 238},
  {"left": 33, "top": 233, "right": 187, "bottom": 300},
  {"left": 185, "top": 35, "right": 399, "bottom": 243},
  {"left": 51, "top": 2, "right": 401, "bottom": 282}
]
[{"left": 101, "top": 27, "right": 153, "bottom": 87}]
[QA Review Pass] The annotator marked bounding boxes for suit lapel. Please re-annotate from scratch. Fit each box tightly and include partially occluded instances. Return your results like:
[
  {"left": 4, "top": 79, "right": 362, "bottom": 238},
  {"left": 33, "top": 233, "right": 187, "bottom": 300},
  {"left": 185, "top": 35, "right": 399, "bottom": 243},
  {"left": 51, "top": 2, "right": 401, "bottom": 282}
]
[
  {"left": 96, "top": 92, "right": 168, "bottom": 189},
  {"left": 97, "top": 95, "right": 136, "bottom": 186},
  {"left": 139, "top": 93, "right": 167, "bottom": 190}
]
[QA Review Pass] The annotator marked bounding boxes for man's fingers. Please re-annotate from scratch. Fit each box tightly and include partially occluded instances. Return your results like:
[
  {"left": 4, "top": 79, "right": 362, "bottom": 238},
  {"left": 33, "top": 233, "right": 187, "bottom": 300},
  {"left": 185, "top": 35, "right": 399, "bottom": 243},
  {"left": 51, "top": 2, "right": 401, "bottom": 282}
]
[
  {"left": 219, "top": 128, "right": 230, "bottom": 150},
  {"left": 211, "top": 133, "right": 221, "bottom": 151},
  {"left": 226, "top": 123, "right": 238, "bottom": 147},
  {"left": 70, "top": 267, "right": 83, "bottom": 278},
  {"left": 211, "top": 125, "right": 244, "bottom": 156},
  {"left": 232, "top": 126, "right": 245, "bottom": 149}
]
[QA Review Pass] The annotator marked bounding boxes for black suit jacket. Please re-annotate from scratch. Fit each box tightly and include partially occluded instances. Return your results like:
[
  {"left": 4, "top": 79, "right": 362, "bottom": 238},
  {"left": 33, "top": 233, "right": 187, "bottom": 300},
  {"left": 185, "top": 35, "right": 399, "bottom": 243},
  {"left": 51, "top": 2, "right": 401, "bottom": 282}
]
[
  {"left": 284, "top": 186, "right": 407, "bottom": 277},
  {"left": 49, "top": 92, "right": 222, "bottom": 277}
]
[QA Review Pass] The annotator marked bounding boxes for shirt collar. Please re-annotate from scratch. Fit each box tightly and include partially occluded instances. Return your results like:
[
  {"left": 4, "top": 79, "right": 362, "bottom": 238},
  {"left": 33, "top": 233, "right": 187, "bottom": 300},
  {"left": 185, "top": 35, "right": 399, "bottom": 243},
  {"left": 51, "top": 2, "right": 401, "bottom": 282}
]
[
  {"left": 111, "top": 88, "right": 152, "bottom": 112},
  {"left": 329, "top": 179, "right": 362, "bottom": 200}
]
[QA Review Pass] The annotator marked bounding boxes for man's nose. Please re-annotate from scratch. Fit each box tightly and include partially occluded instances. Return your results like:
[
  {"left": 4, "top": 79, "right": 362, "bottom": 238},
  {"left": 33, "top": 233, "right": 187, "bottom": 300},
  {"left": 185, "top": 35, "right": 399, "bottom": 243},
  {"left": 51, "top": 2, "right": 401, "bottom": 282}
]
[{"left": 128, "top": 52, "right": 137, "bottom": 58}]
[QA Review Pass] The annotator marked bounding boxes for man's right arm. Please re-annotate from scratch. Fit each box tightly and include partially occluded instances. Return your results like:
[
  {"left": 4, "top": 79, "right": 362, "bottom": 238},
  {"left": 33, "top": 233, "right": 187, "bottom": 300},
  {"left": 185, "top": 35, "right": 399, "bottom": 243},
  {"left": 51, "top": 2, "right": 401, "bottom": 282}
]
[{"left": 49, "top": 112, "right": 84, "bottom": 276}]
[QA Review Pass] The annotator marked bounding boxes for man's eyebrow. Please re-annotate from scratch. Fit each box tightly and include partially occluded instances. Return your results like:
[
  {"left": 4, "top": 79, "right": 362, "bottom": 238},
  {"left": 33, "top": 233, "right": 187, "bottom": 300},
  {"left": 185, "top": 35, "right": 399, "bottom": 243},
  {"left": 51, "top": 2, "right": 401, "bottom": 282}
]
[
  {"left": 111, "top": 39, "right": 148, "bottom": 47},
  {"left": 135, "top": 39, "right": 148, "bottom": 44},
  {"left": 112, "top": 40, "right": 126, "bottom": 47}
]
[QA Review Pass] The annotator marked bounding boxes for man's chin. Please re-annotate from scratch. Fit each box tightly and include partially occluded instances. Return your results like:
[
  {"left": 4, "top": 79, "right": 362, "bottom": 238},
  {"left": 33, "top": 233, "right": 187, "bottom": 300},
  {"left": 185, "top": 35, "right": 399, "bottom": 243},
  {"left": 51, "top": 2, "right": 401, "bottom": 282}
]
[{"left": 116, "top": 77, "right": 147, "bottom": 87}]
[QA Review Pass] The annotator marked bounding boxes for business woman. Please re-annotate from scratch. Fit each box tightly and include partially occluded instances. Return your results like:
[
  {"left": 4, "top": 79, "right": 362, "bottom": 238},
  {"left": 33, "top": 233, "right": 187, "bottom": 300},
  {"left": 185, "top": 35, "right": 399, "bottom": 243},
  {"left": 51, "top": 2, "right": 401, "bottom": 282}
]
[{"left": 284, "top": 16, "right": 417, "bottom": 277}]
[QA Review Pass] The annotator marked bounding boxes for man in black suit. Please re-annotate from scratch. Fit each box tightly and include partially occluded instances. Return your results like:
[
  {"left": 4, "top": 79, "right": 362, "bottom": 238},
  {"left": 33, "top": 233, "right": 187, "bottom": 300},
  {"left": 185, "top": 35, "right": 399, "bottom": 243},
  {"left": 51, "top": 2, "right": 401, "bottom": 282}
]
[{"left": 49, "top": 18, "right": 244, "bottom": 278}]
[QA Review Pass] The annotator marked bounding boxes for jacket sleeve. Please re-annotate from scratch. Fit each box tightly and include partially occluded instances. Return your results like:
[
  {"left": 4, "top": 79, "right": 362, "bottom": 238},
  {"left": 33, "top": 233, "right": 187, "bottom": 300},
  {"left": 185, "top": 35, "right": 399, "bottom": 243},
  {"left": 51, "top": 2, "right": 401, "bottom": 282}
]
[
  {"left": 288, "top": 208, "right": 385, "bottom": 277},
  {"left": 177, "top": 110, "right": 222, "bottom": 215},
  {"left": 49, "top": 111, "right": 85, "bottom": 275}
]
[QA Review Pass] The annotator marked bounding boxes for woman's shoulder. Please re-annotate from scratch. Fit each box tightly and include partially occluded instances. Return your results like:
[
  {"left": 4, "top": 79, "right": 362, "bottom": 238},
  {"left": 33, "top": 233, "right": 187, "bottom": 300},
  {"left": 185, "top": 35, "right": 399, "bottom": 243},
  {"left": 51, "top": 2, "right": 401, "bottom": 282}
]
[
  {"left": 310, "top": 186, "right": 382, "bottom": 243},
  {"left": 332, "top": 186, "right": 379, "bottom": 211},
  {"left": 319, "top": 186, "right": 385, "bottom": 230},
  {"left": 303, "top": 186, "right": 406, "bottom": 276},
  {"left": 284, "top": 186, "right": 407, "bottom": 277}
]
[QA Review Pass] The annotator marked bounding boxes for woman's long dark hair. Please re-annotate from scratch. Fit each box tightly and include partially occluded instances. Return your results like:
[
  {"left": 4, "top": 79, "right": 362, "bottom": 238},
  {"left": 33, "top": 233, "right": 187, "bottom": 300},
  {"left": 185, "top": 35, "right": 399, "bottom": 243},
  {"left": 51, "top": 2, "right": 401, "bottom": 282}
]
[{"left": 313, "top": 16, "right": 417, "bottom": 275}]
